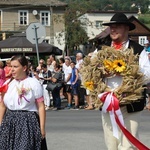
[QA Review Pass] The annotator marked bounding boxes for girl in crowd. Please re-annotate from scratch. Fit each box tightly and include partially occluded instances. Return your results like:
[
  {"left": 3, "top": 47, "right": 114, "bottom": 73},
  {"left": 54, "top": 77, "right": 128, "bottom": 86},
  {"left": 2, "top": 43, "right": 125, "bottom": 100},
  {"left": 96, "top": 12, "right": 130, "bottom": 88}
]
[
  {"left": 70, "top": 61, "right": 79, "bottom": 109},
  {"left": 4, "top": 59, "right": 12, "bottom": 81},
  {"left": 49, "top": 54, "right": 56, "bottom": 72},
  {"left": 36, "top": 59, "right": 45, "bottom": 72},
  {"left": 41, "top": 64, "right": 52, "bottom": 110}
]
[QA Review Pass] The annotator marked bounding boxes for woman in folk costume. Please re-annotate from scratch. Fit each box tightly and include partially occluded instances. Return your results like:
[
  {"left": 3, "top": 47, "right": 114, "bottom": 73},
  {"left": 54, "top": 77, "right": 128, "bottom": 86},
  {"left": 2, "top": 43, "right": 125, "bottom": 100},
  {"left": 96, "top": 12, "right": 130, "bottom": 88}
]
[{"left": 0, "top": 55, "right": 46, "bottom": 150}]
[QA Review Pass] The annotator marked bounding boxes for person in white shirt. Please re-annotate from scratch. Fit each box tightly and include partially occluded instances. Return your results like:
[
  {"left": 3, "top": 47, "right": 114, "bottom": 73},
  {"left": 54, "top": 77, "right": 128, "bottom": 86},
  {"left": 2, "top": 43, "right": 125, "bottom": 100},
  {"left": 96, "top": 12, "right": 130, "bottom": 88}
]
[
  {"left": 75, "top": 52, "right": 83, "bottom": 70},
  {"left": 139, "top": 40, "right": 150, "bottom": 110},
  {"left": 63, "top": 57, "right": 72, "bottom": 108},
  {"left": 100, "top": 12, "right": 149, "bottom": 150},
  {"left": 49, "top": 54, "right": 56, "bottom": 72},
  {"left": 75, "top": 52, "right": 86, "bottom": 106},
  {"left": 46, "top": 58, "right": 52, "bottom": 71},
  {"left": 0, "top": 55, "right": 46, "bottom": 150}
]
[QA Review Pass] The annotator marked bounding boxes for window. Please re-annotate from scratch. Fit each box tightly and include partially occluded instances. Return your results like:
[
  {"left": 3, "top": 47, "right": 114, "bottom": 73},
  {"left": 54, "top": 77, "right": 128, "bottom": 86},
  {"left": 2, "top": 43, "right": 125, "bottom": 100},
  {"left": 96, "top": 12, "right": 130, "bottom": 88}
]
[
  {"left": 40, "top": 11, "right": 50, "bottom": 26},
  {"left": 18, "top": 10, "right": 28, "bottom": 25},
  {"left": 95, "top": 20, "right": 103, "bottom": 28},
  {"left": 43, "top": 39, "right": 49, "bottom": 43},
  {"left": 139, "top": 36, "right": 147, "bottom": 46}
]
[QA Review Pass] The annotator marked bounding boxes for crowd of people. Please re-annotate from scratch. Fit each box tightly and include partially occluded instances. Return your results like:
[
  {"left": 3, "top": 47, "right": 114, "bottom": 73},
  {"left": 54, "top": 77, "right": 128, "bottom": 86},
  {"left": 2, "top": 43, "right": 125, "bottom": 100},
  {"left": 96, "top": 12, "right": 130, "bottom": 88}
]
[
  {"left": 27, "top": 53, "right": 94, "bottom": 111},
  {"left": 0, "top": 52, "right": 95, "bottom": 114},
  {"left": 28, "top": 42, "right": 150, "bottom": 113}
]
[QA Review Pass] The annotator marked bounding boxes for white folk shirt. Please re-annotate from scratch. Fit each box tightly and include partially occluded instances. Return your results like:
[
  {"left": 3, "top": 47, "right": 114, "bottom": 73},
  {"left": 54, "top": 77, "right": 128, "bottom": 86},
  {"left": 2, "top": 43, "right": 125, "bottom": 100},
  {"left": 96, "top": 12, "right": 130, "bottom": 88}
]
[
  {"left": 139, "top": 49, "right": 150, "bottom": 84},
  {"left": 3, "top": 77, "right": 43, "bottom": 112}
]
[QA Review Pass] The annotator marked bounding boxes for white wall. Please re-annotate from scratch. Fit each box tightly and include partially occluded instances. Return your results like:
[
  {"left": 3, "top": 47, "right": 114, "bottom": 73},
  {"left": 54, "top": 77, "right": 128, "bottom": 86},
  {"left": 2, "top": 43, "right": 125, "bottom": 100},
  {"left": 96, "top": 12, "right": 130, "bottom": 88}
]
[
  {"left": 80, "top": 12, "right": 138, "bottom": 40},
  {"left": 54, "top": 31, "right": 65, "bottom": 51}
]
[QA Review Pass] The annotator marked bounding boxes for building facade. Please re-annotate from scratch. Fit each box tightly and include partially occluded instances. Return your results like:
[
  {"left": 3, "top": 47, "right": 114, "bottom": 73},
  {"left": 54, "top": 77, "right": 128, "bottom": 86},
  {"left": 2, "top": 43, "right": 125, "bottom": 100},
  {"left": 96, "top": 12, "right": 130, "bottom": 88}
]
[
  {"left": 80, "top": 11, "right": 138, "bottom": 40},
  {"left": 0, "top": 0, "right": 67, "bottom": 50}
]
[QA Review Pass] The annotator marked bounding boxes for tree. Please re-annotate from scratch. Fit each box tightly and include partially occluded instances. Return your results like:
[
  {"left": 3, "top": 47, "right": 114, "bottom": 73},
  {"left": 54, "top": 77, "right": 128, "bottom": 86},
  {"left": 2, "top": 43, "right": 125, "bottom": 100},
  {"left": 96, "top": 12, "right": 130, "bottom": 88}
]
[
  {"left": 64, "top": 0, "right": 94, "bottom": 55},
  {"left": 60, "top": 0, "right": 150, "bottom": 13},
  {"left": 60, "top": 0, "right": 150, "bottom": 55}
]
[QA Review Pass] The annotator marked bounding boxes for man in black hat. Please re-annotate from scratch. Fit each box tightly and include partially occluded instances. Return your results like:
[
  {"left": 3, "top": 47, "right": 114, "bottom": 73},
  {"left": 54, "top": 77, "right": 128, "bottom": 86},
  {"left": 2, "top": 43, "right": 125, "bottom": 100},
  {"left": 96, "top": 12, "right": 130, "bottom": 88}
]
[
  {"left": 102, "top": 12, "right": 143, "bottom": 52},
  {"left": 101, "top": 12, "right": 147, "bottom": 150}
]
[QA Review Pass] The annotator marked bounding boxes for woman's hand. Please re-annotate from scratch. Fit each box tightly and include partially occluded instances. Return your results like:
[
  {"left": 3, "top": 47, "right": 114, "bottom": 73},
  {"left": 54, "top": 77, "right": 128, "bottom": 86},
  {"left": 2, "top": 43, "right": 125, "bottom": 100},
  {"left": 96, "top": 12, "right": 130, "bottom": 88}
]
[
  {"left": 146, "top": 103, "right": 150, "bottom": 110},
  {"left": 148, "top": 53, "right": 150, "bottom": 59},
  {"left": 72, "top": 82, "right": 76, "bottom": 85},
  {"left": 0, "top": 101, "right": 6, "bottom": 125},
  {"left": 145, "top": 101, "right": 150, "bottom": 111},
  {"left": 41, "top": 128, "right": 46, "bottom": 139},
  {"left": 37, "top": 101, "right": 46, "bottom": 139}
]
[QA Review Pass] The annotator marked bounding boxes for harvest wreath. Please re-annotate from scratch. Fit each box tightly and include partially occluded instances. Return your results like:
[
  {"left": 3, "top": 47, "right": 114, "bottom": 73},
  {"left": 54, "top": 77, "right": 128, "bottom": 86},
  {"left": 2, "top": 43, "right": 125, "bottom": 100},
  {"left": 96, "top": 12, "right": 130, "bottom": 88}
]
[{"left": 80, "top": 46, "right": 145, "bottom": 108}]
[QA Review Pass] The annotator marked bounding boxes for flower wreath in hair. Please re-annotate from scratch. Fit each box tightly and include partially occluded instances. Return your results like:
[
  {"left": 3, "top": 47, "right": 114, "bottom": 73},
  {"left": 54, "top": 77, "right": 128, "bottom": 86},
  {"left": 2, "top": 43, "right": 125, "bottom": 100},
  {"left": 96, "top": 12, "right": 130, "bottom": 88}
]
[{"left": 80, "top": 46, "right": 145, "bottom": 108}]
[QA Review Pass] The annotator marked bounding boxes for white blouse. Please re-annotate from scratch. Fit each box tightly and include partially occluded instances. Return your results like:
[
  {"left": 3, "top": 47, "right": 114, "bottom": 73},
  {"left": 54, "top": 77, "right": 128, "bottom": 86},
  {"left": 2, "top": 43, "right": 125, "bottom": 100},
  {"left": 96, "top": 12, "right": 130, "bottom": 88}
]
[
  {"left": 3, "top": 77, "right": 43, "bottom": 111},
  {"left": 139, "top": 49, "right": 150, "bottom": 84},
  {"left": 63, "top": 65, "right": 72, "bottom": 84}
]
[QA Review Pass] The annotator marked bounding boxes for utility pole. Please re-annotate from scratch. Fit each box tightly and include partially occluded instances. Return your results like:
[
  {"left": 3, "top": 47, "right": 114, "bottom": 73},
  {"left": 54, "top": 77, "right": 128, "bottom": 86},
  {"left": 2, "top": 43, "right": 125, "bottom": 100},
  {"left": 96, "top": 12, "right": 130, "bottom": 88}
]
[{"left": 50, "top": 6, "right": 54, "bottom": 45}]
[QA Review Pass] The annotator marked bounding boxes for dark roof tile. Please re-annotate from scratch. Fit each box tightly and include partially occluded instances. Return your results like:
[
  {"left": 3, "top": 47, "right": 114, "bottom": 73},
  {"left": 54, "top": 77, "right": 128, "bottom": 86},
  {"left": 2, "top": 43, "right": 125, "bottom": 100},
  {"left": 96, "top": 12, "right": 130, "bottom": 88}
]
[{"left": 0, "top": 0, "right": 67, "bottom": 7}]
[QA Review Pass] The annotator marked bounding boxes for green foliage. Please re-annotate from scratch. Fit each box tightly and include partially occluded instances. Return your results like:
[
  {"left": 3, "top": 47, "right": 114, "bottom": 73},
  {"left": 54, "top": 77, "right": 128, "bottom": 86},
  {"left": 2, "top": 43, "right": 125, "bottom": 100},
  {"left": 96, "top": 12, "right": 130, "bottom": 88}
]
[
  {"left": 60, "top": 0, "right": 150, "bottom": 54},
  {"left": 60, "top": 0, "right": 150, "bottom": 13},
  {"left": 138, "top": 14, "right": 150, "bottom": 28},
  {"left": 64, "top": 0, "right": 93, "bottom": 55}
]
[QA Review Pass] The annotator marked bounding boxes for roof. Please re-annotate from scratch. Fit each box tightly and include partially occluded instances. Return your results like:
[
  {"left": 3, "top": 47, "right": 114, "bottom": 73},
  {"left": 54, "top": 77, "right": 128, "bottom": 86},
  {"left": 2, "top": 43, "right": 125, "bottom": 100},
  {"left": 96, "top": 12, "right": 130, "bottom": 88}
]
[
  {"left": 129, "top": 15, "right": 150, "bottom": 35},
  {"left": 86, "top": 10, "right": 138, "bottom": 14},
  {"left": 0, "top": 33, "right": 62, "bottom": 57},
  {"left": 0, "top": 0, "right": 67, "bottom": 7}
]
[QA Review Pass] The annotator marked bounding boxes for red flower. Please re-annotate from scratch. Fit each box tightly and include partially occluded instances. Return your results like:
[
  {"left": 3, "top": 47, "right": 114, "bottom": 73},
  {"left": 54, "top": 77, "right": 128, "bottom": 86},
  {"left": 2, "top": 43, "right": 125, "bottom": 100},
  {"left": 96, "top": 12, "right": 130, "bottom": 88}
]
[{"left": 0, "top": 84, "right": 8, "bottom": 93}]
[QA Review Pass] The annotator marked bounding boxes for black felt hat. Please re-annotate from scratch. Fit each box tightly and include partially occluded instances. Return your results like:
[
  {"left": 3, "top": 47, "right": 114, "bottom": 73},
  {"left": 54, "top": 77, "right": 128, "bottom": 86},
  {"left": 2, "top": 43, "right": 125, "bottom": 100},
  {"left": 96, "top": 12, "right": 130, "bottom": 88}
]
[{"left": 102, "top": 12, "right": 135, "bottom": 31}]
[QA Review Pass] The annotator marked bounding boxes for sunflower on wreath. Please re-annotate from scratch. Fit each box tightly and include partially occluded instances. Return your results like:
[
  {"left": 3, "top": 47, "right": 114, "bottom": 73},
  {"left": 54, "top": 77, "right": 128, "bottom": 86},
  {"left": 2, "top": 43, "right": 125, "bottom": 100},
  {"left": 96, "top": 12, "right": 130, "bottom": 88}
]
[{"left": 80, "top": 46, "right": 145, "bottom": 108}]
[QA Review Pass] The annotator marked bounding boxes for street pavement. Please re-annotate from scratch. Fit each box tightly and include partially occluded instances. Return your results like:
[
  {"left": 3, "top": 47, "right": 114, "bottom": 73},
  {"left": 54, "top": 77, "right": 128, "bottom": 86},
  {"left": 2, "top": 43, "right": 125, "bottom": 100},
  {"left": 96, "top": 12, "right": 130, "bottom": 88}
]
[{"left": 45, "top": 108, "right": 150, "bottom": 150}]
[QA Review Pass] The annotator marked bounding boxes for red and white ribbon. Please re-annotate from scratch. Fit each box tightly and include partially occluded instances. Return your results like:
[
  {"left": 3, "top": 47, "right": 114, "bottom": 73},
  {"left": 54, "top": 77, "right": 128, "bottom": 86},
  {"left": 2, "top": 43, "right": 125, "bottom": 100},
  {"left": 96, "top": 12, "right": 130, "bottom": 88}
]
[
  {"left": 98, "top": 92, "right": 124, "bottom": 139},
  {"left": 99, "top": 91, "right": 150, "bottom": 150}
]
